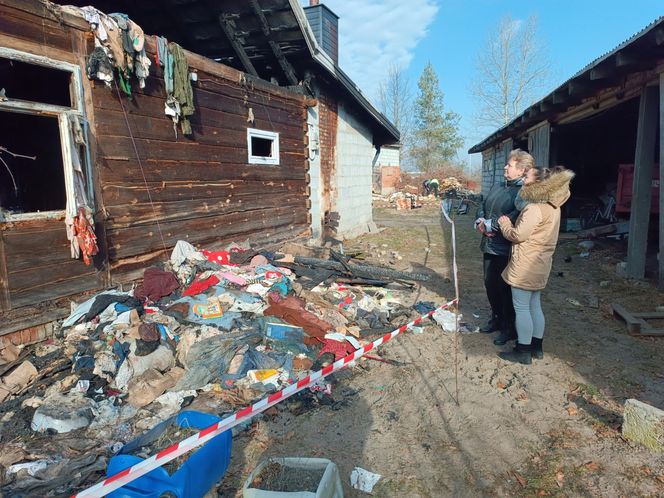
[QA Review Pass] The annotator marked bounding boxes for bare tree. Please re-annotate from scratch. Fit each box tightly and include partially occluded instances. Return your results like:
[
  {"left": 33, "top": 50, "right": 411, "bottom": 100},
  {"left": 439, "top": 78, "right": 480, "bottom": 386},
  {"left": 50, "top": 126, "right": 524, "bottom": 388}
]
[
  {"left": 378, "top": 64, "right": 413, "bottom": 153},
  {"left": 471, "top": 15, "right": 550, "bottom": 131}
]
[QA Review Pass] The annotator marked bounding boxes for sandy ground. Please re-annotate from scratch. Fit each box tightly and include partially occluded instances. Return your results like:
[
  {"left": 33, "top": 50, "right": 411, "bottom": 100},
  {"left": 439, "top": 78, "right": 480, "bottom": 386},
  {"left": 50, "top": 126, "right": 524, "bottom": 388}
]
[{"left": 221, "top": 204, "right": 664, "bottom": 497}]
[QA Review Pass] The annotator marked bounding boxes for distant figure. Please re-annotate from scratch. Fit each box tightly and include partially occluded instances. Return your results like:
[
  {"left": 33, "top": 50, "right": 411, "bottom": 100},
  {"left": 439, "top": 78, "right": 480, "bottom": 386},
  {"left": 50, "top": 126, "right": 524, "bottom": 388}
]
[
  {"left": 428, "top": 178, "right": 440, "bottom": 197},
  {"left": 497, "top": 166, "right": 575, "bottom": 364},
  {"left": 422, "top": 179, "right": 431, "bottom": 196}
]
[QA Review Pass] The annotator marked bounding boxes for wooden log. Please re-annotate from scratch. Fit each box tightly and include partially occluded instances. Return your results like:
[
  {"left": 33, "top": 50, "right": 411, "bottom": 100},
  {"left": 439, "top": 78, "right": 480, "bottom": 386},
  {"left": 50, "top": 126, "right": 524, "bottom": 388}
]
[
  {"left": 98, "top": 159, "right": 307, "bottom": 184},
  {"left": 0, "top": 4, "right": 72, "bottom": 52},
  {"left": 101, "top": 179, "right": 306, "bottom": 206},
  {"left": 104, "top": 192, "right": 307, "bottom": 228},
  {"left": 106, "top": 206, "right": 308, "bottom": 260},
  {"left": 9, "top": 271, "right": 103, "bottom": 309}
]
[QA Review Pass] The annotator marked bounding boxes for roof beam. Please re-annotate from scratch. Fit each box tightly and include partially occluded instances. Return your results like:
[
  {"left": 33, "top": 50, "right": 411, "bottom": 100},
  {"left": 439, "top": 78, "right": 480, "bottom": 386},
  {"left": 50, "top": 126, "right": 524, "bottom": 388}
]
[
  {"left": 568, "top": 80, "right": 588, "bottom": 96},
  {"left": 219, "top": 14, "right": 259, "bottom": 77},
  {"left": 616, "top": 50, "right": 639, "bottom": 68},
  {"left": 249, "top": 0, "right": 299, "bottom": 85},
  {"left": 590, "top": 62, "right": 613, "bottom": 81},
  {"left": 552, "top": 90, "right": 567, "bottom": 105},
  {"left": 655, "top": 28, "right": 664, "bottom": 46}
]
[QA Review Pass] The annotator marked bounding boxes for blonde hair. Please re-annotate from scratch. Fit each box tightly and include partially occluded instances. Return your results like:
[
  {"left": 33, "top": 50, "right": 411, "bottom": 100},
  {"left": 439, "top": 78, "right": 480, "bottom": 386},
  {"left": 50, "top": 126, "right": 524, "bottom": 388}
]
[{"left": 508, "top": 149, "right": 535, "bottom": 172}]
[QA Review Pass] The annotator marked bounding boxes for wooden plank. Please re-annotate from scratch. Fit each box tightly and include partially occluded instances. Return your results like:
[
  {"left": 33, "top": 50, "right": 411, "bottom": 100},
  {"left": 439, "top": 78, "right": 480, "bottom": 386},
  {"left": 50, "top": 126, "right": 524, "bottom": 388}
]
[
  {"left": 626, "top": 85, "right": 658, "bottom": 279},
  {"left": 98, "top": 159, "right": 307, "bottom": 184},
  {"left": 611, "top": 303, "right": 647, "bottom": 334},
  {"left": 93, "top": 108, "right": 305, "bottom": 153},
  {"left": 95, "top": 135, "right": 304, "bottom": 168},
  {"left": 104, "top": 192, "right": 307, "bottom": 228},
  {"left": 7, "top": 259, "right": 99, "bottom": 293},
  {"left": 0, "top": 5, "right": 72, "bottom": 52},
  {"left": 102, "top": 179, "right": 305, "bottom": 207},
  {"left": 106, "top": 205, "right": 308, "bottom": 260},
  {"left": 91, "top": 89, "right": 305, "bottom": 141},
  {"left": 9, "top": 272, "right": 103, "bottom": 309},
  {"left": 632, "top": 312, "right": 664, "bottom": 319},
  {"left": 0, "top": 232, "right": 10, "bottom": 311},
  {"left": 660, "top": 72, "right": 664, "bottom": 290},
  {"left": 3, "top": 227, "right": 76, "bottom": 272}
]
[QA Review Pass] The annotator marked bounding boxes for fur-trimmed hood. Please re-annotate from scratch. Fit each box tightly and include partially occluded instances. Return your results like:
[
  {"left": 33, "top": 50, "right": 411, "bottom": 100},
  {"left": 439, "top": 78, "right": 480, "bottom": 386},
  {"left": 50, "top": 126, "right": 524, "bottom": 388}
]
[{"left": 519, "top": 169, "right": 575, "bottom": 208}]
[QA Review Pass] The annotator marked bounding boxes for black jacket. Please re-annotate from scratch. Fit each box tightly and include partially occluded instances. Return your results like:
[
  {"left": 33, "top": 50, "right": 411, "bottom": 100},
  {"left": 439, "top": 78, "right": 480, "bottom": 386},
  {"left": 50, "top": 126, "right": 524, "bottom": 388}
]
[{"left": 476, "top": 179, "right": 523, "bottom": 256}]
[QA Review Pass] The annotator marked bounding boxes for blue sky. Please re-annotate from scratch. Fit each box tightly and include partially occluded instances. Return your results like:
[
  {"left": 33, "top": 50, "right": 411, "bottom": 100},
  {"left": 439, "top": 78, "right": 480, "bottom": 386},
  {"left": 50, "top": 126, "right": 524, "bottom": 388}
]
[{"left": 306, "top": 0, "right": 663, "bottom": 168}]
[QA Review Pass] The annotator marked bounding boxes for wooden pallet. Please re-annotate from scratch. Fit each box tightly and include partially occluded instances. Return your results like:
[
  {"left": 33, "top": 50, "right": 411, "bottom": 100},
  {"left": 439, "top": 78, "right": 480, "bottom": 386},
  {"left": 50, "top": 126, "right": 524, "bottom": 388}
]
[{"left": 611, "top": 304, "right": 664, "bottom": 336}]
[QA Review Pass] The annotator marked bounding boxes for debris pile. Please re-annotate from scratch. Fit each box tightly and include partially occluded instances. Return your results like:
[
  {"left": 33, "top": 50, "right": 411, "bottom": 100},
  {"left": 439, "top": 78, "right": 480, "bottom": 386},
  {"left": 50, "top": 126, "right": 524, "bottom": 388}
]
[{"left": 0, "top": 239, "right": 435, "bottom": 495}]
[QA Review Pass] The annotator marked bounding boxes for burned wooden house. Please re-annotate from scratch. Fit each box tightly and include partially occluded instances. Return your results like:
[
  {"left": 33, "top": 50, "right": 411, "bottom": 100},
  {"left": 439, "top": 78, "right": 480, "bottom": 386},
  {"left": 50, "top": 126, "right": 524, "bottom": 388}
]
[
  {"left": 469, "top": 17, "right": 664, "bottom": 285},
  {"left": 0, "top": 0, "right": 398, "bottom": 343}
]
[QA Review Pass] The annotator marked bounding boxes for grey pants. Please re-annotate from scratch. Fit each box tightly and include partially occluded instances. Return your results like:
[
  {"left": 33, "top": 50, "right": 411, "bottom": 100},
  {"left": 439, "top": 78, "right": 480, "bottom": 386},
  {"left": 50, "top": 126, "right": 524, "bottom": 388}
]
[{"left": 511, "top": 287, "right": 545, "bottom": 345}]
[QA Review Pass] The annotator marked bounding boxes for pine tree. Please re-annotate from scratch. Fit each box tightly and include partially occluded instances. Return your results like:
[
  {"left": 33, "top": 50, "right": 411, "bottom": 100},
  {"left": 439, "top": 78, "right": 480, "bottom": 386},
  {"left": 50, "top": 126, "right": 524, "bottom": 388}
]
[{"left": 412, "top": 62, "right": 463, "bottom": 172}]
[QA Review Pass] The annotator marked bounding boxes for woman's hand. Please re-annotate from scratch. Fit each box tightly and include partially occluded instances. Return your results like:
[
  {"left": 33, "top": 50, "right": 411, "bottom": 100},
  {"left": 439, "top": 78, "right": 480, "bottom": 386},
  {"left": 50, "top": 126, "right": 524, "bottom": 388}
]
[{"left": 498, "top": 215, "right": 512, "bottom": 229}]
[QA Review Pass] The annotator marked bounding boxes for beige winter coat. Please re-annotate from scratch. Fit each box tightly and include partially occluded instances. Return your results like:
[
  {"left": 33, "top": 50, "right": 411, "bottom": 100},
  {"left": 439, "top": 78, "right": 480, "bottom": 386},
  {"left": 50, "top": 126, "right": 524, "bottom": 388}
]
[{"left": 501, "top": 169, "right": 575, "bottom": 291}]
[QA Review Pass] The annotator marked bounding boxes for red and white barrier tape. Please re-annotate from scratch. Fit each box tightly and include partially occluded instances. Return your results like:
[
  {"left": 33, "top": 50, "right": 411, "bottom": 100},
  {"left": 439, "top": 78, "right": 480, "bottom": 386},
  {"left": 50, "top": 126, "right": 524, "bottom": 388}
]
[{"left": 72, "top": 298, "right": 458, "bottom": 498}]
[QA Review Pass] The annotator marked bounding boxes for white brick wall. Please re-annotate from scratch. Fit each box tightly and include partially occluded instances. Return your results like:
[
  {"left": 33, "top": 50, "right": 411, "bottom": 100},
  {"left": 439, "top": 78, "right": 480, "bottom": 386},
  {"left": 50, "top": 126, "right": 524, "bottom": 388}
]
[
  {"left": 307, "top": 106, "right": 323, "bottom": 239},
  {"left": 376, "top": 146, "right": 400, "bottom": 166},
  {"left": 335, "top": 103, "right": 375, "bottom": 238}
]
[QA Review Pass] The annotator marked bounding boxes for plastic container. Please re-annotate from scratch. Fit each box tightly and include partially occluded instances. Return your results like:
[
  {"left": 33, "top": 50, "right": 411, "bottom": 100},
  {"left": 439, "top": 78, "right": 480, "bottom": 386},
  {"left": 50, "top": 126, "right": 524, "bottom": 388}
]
[
  {"left": 107, "top": 411, "right": 232, "bottom": 498},
  {"left": 242, "top": 457, "right": 343, "bottom": 498}
]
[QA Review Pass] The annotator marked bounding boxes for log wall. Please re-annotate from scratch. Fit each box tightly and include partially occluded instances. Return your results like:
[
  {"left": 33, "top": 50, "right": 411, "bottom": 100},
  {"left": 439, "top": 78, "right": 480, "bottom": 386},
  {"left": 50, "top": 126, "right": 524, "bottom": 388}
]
[{"left": 0, "top": 0, "right": 311, "bottom": 334}]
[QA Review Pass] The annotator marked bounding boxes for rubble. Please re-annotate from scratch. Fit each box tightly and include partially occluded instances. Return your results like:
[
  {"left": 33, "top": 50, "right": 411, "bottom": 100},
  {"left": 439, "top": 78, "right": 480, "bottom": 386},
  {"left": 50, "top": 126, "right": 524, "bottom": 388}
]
[{"left": 0, "top": 238, "right": 432, "bottom": 495}]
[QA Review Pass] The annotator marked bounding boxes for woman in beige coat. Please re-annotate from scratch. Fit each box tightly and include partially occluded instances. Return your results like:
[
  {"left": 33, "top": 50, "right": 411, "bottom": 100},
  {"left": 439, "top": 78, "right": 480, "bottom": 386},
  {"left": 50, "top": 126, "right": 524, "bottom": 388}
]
[{"left": 497, "top": 167, "right": 575, "bottom": 365}]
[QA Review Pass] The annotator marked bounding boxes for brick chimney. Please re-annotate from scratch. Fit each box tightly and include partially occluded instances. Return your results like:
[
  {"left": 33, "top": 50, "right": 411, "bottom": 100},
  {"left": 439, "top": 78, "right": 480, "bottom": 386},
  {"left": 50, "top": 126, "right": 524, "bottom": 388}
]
[{"left": 304, "top": 1, "right": 339, "bottom": 64}]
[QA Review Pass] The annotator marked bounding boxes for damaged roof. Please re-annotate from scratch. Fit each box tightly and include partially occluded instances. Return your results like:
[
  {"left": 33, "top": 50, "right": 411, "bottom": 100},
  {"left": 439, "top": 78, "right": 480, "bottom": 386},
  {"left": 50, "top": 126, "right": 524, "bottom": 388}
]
[
  {"left": 51, "top": 0, "right": 399, "bottom": 145},
  {"left": 468, "top": 16, "right": 664, "bottom": 154}
]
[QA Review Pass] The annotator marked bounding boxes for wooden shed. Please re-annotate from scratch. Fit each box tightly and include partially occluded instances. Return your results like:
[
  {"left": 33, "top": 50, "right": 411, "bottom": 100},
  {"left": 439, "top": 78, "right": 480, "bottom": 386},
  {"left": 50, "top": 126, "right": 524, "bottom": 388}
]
[{"left": 469, "top": 17, "right": 664, "bottom": 286}]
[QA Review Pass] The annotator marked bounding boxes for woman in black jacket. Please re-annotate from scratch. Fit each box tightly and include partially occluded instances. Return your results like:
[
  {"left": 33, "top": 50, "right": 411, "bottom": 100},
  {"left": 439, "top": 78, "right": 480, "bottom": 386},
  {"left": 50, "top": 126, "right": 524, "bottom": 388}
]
[{"left": 475, "top": 149, "right": 535, "bottom": 345}]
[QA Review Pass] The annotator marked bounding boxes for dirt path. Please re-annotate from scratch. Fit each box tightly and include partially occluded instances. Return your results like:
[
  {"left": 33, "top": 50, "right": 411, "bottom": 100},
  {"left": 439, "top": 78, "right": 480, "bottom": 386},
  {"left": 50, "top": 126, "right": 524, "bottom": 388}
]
[{"left": 222, "top": 205, "right": 664, "bottom": 497}]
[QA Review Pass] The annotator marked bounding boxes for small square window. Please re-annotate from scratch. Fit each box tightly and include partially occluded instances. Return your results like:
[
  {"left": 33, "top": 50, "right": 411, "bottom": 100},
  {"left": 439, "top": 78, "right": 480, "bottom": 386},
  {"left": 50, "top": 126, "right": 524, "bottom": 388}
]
[{"left": 247, "top": 128, "right": 279, "bottom": 165}]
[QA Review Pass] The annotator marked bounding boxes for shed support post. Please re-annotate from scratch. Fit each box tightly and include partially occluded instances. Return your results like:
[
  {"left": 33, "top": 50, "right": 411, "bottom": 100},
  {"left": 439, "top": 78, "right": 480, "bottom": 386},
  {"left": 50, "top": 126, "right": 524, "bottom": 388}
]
[
  {"left": 659, "top": 73, "right": 664, "bottom": 289},
  {"left": 626, "top": 85, "right": 658, "bottom": 279}
]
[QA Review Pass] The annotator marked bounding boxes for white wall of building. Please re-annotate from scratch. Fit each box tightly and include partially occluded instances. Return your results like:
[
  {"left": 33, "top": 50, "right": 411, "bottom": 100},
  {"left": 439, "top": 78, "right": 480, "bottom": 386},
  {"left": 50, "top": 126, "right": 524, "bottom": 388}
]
[
  {"left": 335, "top": 102, "right": 377, "bottom": 238},
  {"left": 376, "top": 145, "right": 400, "bottom": 166},
  {"left": 307, "top": 106, "right": 323, "bottom": 240}
]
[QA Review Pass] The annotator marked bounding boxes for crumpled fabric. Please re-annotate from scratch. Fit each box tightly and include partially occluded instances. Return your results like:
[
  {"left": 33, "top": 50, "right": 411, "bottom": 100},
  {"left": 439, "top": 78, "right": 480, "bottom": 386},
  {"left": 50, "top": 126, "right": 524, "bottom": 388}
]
[
  {"left": 71, "top": 209, "right": 99, "bottom": 265},
  {"left": 174, "top": 331, "right": 259, "bottom": 391},
  {"left": 169, "top": 42, "right": 194, "bottom": 135},
  {"left": 202, "top": 250, "right": 232, "bottom": 265},
  {"left": 264, "top": 293, "right": 333, "bottom": 342},
  {"left": 182, "top": 275, "right": 220, "bottom": 297},
  {"left": 134, "top": 267, "right": 180, "bottom": 302},
  {"left": 170, "top": 240, "right": 205, "bottom": 268},
  {"left": 87, "top": 45, "right": 113, "bottom": 83},
  {"left": 84, "top": 294, "right": 142, "bottom": 322}
]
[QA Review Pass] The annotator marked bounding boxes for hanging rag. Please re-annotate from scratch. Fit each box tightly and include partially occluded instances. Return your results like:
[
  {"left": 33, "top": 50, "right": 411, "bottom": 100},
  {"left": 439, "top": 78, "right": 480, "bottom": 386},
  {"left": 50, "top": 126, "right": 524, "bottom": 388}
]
[
  {"left": 168, "top": 42, "right": 194, "bottom": 135},
  {"left": 64, "top": 114, "right": 98, "bottom": 264},
  {"left": 87, "top": 45, "right": 114, "bottom": 84}
]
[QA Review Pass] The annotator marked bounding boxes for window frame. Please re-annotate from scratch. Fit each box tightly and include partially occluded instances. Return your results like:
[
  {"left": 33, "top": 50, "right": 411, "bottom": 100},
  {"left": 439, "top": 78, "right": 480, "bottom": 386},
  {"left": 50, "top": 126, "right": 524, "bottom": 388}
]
[
  {"left": 0, "top": 47, "right": 93, "bottom": 221},
  {"left": 247, "top": 127, "right": 280, "bottom": 166}
]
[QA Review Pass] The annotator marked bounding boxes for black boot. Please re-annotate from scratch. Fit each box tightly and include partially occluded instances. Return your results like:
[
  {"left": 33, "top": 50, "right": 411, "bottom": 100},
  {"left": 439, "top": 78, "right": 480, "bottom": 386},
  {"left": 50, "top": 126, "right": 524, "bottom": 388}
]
[
  {"left": 498, "top": 343, "right": 532, "bottom": 365},
  {"left": 480, "top": 315, "right": 500, "bottom": 334},
  {"left": 531, "top": 337, "right": 544, "bottom": 360},
  {"left": 493, "top": 327, "right": 517, "bottom": 345}
]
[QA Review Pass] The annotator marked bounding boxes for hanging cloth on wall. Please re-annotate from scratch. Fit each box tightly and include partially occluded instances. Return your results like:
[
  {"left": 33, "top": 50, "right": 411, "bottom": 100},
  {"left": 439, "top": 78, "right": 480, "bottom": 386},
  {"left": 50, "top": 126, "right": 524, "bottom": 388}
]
[
  {"left": 64, "top": 114, "right": 99, "bottom": 265},
  {"left": 168, "top": 42, "right": 195, "bottom": 135}
]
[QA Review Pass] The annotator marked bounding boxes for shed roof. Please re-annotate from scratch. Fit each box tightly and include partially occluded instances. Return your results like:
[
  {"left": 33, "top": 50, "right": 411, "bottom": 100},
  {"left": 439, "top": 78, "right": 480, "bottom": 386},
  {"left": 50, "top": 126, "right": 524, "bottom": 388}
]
[
  {"left": 50, "top": 0, "right": 399, "bottom": 144},
  {"left": 468, "top": 16, "right": 664, "bottom": 154}
]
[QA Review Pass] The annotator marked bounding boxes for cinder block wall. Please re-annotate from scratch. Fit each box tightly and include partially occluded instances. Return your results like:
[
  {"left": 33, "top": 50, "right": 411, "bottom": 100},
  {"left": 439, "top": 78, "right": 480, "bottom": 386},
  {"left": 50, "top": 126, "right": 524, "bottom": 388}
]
[{"left": 335, "top": 102, "right": 375, "bottom": 238}]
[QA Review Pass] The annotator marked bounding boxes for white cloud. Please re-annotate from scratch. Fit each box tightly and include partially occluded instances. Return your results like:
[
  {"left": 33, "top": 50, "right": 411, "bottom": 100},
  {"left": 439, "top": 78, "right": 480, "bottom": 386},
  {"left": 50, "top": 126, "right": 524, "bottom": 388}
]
[{"left": 301, "top": 0, "right": 439, "bottom": 103}]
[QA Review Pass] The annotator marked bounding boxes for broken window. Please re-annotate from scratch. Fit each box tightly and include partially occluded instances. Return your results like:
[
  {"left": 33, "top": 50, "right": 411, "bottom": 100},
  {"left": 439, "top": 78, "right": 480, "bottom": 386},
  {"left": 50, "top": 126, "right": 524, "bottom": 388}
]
[
  {"left": 247, "top": 128, "right": 280, "bottom": 165},
  {"left": 0, "top": 48, "right": 92, "bottom": 220},
  {"left": 0, "top": 56, "right": 72, "bottom": 107},
  {"left": 0, "top": 112, "right": 66, "bottom": 213}
]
